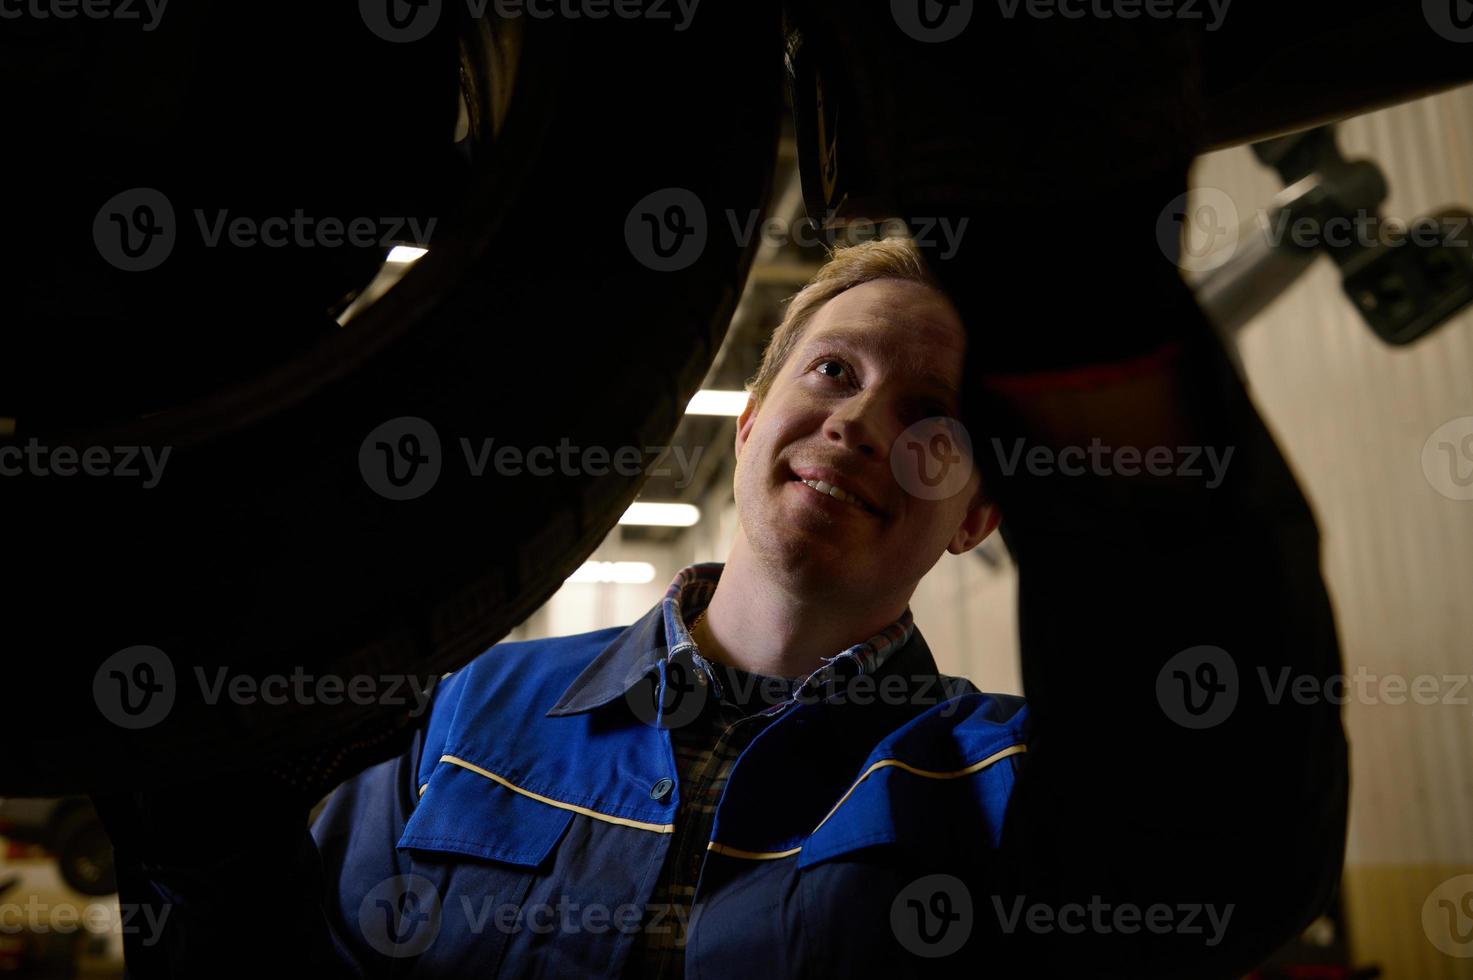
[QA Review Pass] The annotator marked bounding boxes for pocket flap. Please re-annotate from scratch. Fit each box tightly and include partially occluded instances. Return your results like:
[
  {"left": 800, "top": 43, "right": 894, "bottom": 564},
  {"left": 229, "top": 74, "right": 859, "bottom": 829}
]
[
  {"left": 399, "top": 755, "right": 575, "bottom": 867},
  {"left": 796, "top": 742, "right": 1024, "bottom": 870}
]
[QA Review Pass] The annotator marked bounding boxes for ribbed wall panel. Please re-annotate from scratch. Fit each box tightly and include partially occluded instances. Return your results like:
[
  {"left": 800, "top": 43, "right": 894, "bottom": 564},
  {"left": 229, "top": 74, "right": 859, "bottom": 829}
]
[{"left": 921, "top": 82, "right": 1473, "bottom": 977}]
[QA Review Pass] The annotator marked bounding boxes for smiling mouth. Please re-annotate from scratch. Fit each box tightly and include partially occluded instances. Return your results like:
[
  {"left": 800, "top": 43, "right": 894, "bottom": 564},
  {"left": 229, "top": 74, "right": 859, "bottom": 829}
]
[{"left": 790, "top": 474, "right": 881, "bottom": 516}]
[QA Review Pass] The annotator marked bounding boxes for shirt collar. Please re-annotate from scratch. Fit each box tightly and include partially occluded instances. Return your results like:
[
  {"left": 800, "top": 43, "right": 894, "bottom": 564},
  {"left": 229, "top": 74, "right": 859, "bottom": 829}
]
[{"left": 547, "top": 561, "right": 917, "bottom": 718}]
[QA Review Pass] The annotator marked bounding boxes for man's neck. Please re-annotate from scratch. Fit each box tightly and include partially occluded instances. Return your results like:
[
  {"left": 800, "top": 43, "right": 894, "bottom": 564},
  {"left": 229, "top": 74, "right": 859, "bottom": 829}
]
[{"left": 691, "top": 533, "right": 909, "bottom": 679}]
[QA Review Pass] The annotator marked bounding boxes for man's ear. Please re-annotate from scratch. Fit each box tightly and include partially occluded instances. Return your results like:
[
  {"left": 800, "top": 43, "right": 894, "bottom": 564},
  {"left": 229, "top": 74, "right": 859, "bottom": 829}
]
[
  {"left": 947, "top": 484, "right": 1002, "bottom": 555},
  {"left": 734, "top": 392, "right": 758, "bottom": 458}
]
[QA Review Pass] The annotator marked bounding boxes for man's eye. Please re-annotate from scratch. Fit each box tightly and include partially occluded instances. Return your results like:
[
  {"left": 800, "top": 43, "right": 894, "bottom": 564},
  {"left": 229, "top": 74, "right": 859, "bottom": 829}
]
[{"left": 814, "top": 359, "right": 849, "bottom": 381}]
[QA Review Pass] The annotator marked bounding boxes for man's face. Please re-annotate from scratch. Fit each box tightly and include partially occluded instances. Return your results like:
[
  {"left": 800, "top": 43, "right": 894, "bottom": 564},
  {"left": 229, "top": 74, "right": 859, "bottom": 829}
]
[{"left": 733, "top": 277, "right": 998, "bottom": 603}]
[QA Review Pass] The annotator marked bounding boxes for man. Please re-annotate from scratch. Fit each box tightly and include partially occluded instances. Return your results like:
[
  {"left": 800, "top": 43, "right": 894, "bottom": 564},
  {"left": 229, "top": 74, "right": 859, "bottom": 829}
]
[{"left": 103, "top": 237, "right": 1347, "bottom": 978}]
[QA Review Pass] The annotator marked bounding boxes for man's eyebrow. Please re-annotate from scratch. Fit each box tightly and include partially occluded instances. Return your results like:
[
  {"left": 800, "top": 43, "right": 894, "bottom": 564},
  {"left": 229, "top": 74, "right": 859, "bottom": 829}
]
[
  {"left": 804, "top": 328, "right": 961, "bottom": 401},
  {"left": 802, "top": 327, "right": 909, "bottom": 363}
]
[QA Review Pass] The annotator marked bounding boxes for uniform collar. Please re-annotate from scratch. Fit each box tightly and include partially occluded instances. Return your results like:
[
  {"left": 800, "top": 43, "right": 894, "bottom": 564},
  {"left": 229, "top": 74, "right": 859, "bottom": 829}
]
[
  {"left": 544, "top": 600, "right": 668, "bottom": 717},
  {"left": 546, "top": 561, "right": 919, "bottom": 718}
]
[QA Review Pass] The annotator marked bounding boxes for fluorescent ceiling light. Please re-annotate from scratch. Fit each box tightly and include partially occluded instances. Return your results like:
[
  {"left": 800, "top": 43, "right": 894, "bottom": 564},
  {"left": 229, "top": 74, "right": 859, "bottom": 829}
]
[
  {"left": 566, "top": 561, "right": 657, "bottom": 584},
  {"left": 386, "top": 245, "right": 429, "bottom": 264},
  {"left": 685, "top": 389, "right": 749, "bottom": 416},
  {"left": 618, "top": 502, "right": 700, "bottom": 527}
]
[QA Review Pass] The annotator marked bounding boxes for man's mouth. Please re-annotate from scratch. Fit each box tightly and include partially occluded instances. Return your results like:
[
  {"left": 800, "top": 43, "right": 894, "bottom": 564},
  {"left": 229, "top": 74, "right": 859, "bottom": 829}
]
[{"left": 788, "top": 467, "right": 884, "bottom": 517}]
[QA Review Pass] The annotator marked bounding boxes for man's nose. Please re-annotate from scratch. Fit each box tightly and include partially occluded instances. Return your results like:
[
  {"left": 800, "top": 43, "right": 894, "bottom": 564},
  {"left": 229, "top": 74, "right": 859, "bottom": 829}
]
[{"left": 822, "top": 395, "right": 893, "bottom": 459}]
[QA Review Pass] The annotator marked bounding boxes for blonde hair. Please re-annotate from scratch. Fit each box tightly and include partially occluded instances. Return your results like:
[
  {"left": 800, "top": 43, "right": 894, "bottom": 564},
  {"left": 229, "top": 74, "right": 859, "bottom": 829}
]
[{"left": 745, "top": 237, "right": 941, "bottom": 404}]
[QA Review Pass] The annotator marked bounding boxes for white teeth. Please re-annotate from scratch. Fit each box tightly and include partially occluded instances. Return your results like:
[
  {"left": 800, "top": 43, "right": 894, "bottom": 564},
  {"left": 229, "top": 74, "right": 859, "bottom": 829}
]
[{"left": 801, "top": 478, "right": 865, "bottom": 509}]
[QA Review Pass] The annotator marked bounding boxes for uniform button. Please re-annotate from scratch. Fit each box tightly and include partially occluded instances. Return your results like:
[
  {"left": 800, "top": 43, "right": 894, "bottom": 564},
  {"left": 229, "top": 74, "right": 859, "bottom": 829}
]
[{"left": 650, "top": 777, "right": 674, "bottom": 801}]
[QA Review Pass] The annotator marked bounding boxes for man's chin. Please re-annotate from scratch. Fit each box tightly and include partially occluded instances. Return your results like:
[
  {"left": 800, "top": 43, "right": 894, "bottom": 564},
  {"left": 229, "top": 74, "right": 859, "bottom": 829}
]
[{"left": 759, "top": 526, "right": 871, "bottom": 589}]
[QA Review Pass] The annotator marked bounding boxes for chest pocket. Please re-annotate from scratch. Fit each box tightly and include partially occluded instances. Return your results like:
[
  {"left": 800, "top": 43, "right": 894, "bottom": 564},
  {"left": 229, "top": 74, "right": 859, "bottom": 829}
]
[
  {"left": 392, "top": 755, "right": 577, "bottom": 976},
  {"left": 401, "top": 756, "right": 576, "bottom": 864},
  {"left": 796, "top": 741, "right": 1024, "bottom": 871},
  {"left": 788, "top": 742, "right": 1025, "bottom": 978}
]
